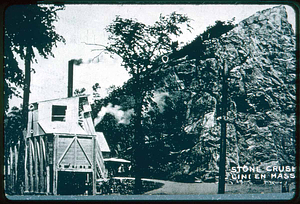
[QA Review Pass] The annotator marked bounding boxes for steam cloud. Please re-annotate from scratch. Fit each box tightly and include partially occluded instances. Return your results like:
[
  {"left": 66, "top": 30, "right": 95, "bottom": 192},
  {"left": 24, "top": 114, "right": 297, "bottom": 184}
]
[
  {"left": 152, "top": 91, "right": 169, "bottom": 113},
  {"left": 94, "top": 103, "right": 134, "bottom": 125},
  {"left": 94, "top": 92, "right": 169, "bottom": 126}
]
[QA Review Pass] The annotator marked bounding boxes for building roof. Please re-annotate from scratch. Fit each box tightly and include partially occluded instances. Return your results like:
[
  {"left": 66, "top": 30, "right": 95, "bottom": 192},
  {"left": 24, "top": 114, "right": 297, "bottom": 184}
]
[
  {"left": 31, "top": 94, "right": 90, "bottom": 104},
  {"left": 96, "top": 132, "right": 110, "bottom": 152},
  {"left": 103, "top": 158, "right": 131, "bottom": 163}
]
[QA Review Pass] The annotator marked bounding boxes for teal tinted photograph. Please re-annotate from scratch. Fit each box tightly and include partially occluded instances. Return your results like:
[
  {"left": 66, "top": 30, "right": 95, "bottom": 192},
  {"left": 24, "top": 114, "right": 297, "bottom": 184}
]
[{"left": 3, "top": 3, "right": 297, "bottom": 201}]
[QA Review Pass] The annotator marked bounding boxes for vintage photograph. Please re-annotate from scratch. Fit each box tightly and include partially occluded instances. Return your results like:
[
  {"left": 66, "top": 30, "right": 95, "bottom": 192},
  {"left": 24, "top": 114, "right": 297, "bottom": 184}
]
[{"left": 3, "top": 3, "right": 297, "bottom": 200}]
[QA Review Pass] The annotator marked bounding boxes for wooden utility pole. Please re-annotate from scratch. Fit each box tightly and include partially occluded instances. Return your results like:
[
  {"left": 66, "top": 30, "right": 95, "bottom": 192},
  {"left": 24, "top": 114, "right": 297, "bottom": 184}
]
[{"left": 218, "top": 61, "right": 228, "bottom": 194}]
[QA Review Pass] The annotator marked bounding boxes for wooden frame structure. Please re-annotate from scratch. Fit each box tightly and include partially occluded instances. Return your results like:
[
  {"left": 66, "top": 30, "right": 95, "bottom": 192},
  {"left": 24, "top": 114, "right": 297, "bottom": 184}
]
[{"left": 7, "top": 95, "right": 108, "bottom": 195}]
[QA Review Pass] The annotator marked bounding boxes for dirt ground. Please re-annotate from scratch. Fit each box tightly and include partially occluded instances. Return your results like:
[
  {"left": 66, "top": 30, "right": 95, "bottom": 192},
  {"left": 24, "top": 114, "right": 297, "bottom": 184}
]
[{"left": 143, "top": 179, "right": 217, "bottom": 195}]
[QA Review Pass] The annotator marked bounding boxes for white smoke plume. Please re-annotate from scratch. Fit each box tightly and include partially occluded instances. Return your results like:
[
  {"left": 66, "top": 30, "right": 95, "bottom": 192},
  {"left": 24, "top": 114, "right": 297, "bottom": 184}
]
[
  {"left": 152, "top": 91, "right": 170, "bottom": 113},
  {"left": 94, "top": 103, "right": 134, "bottom": 125}
]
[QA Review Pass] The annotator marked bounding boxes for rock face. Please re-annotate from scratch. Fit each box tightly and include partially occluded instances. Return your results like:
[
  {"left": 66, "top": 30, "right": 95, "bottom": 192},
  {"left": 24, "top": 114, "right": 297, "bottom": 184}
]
[
  {"left": 165, "top": 5, "right": 296, "bottom": 181},
  {"left": 96, "top": 6, "right": 296, "bottom": 182}
]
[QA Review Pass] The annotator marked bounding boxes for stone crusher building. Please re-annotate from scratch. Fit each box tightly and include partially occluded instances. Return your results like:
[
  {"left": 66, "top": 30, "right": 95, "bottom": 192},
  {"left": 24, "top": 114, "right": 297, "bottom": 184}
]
[{"left": 20, "top": 95, "right": 108, "bottom": 195}]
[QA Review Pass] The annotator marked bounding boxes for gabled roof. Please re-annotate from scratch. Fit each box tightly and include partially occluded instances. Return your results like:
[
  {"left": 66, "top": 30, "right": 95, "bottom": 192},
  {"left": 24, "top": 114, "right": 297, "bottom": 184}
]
[
  {"left": 31, "top": 94, "right": 90, "bottom": 104},
  {"left": 96, "top": 132, "right": 110, "bottom": 152}
]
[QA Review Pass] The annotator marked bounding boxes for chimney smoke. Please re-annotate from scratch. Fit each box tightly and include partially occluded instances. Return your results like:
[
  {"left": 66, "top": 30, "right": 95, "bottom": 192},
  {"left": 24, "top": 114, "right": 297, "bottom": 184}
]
[
  {"left": 72, "top": 58, "right": 83, "bottom": 66},
  {"left": 67, "top": 58, "right": 88, "bottom": 97}
]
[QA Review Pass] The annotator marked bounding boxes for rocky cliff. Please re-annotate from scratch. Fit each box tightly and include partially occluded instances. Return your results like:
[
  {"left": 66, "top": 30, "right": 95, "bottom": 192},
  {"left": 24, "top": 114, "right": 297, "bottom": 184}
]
[
  {"left": 95, "top": 6, "right": 296, "bottom": 182},
  {"left": 164, "top": 5, "right": 296, "bottom": 182}
]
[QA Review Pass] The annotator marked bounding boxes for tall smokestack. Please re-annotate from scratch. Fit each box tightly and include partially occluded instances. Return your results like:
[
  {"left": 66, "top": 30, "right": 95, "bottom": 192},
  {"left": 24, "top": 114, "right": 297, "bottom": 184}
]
[
  {"left": 68, "top": 59, "right": 83, "bottom": 97},
  {"left": 68, "top": 60, "right": 74, "bottom": 97}
]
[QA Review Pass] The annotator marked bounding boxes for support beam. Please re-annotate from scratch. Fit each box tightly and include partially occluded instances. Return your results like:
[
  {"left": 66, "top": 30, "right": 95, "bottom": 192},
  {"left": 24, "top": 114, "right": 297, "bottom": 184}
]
[
  {"left": 218, "top": 61, "right": 228, "bottom": 194},
  {"left": 14, "top": 145, "right": 18, "bottom": 193},
  {"left": 53, "top": 135, "right": 57, "bottom": 195},
  {"left": 29, "top": 140, "right": 34, "bottom": 193},
  {"left": 14, "top": 145, "right": 18, "bottom": 181},
  {"left": 40, "top": 137, "right": 45, "bottom": 193},
  {"left": 34, "top": 138, "right": 39, "bottom": 193},
  {"left": 9, "top": 147, "right": 13, "bottom": 192},
  {"left": 46, "top": 166, "right": 50, "bottom": 194},
  {"left": 24, "top": 141, "right": 29, "bottom": 193},
  {"left": 92, "top": 135, "right": 96, "bottom": 195}
]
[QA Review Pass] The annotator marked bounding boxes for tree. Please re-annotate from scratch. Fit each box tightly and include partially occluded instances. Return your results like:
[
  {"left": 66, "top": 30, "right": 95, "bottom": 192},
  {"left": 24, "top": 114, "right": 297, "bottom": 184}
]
[
  {"left": 4, "top": 4, "right": 65, "bottom": 194},
  {"left": 4, "top": 40, "right": 23, "bottom": 112},
  {"left": 93, "top": 12, "right": 192, "bottom": 193},
  {"left": 4, "top": 107, "right": 23, "bottom": 194},
  {"left": 93, "top": 6, "right": 296, "bottom": 194},
  {"left": 74, "top": 87, "right": 87, "bottom": 96}
]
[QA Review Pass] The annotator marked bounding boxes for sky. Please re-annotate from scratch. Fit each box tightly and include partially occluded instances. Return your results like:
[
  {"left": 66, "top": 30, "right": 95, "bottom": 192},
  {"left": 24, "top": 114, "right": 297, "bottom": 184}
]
[{"left": 8, "top": 4, "right": 296, "bottom": 109}]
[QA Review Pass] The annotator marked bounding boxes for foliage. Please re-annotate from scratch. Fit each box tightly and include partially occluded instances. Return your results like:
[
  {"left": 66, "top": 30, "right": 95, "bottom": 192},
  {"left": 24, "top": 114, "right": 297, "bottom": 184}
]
[
  {"left": 5, "top": 5, "right": 65, "bottom": 60},
  {"left": 3, "top": 107, "right": 24, "bottom": 194},
  {"left": 97, "top": 12, "right": 193, "bottom": 193},
  {"left": 4, "top": 41, "right": 23, "bottom": 111},
  {"left": 3, "top": 108, "right": 23, "bottom": 181},
  {"left": 4, "top": 107, "right": 23, "bottom": 146},
  {"left": 170, "top": 20, "right": 235, "bottom": 60},
  {"left": 74, "top": 88, "right": 86, "bottom": 96},
  {"left": 4, "top": 4, "right": 65, "bottom": 111},
  {"left": 105, "top": 12, "right": 192, "bottom": 75},
  {"left": 94, "top": 6, "right": 296, "bottom": 184},
  {"left": 96, "top": 113, "right": 134, "bottom": 159},
  {"left": 4, "top": 4, "right": 66, "bottom": 194},
  {"left": 94, "top": 19, "right": 237, "bottom": 181}
]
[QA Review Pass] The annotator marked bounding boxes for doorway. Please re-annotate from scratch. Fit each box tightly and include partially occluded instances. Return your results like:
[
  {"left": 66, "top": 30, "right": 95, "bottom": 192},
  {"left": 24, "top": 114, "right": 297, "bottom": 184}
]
[{"left": 57, "top": 171, "right": 92, "bottom": 195}]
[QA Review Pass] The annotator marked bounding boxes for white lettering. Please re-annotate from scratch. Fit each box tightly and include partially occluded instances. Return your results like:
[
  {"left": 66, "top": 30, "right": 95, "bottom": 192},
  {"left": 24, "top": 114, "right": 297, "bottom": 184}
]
[
  {"left": 266, "top": 166, "right": 272, "bottom": 172},
  {"left": 237, "top": 166, "right": 243, "bottom": 173},
  {"left": 271, "top": 173, "right": 277, "bottom": 179},
  {"left": 278, "top": 166, "right": 284, "bottom": 173}
]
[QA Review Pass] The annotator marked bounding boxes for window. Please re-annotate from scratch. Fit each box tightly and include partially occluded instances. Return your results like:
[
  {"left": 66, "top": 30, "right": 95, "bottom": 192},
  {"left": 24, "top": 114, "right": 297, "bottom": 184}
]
[{"left": 52, "top": 105, "right": 67, "bottom": 122}]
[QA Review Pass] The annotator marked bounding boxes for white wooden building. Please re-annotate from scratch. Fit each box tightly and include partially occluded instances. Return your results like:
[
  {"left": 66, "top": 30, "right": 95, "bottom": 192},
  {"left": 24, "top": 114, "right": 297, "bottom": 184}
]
[{"left": 9, "top": 95, "right": 110, "bottom": 195}]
